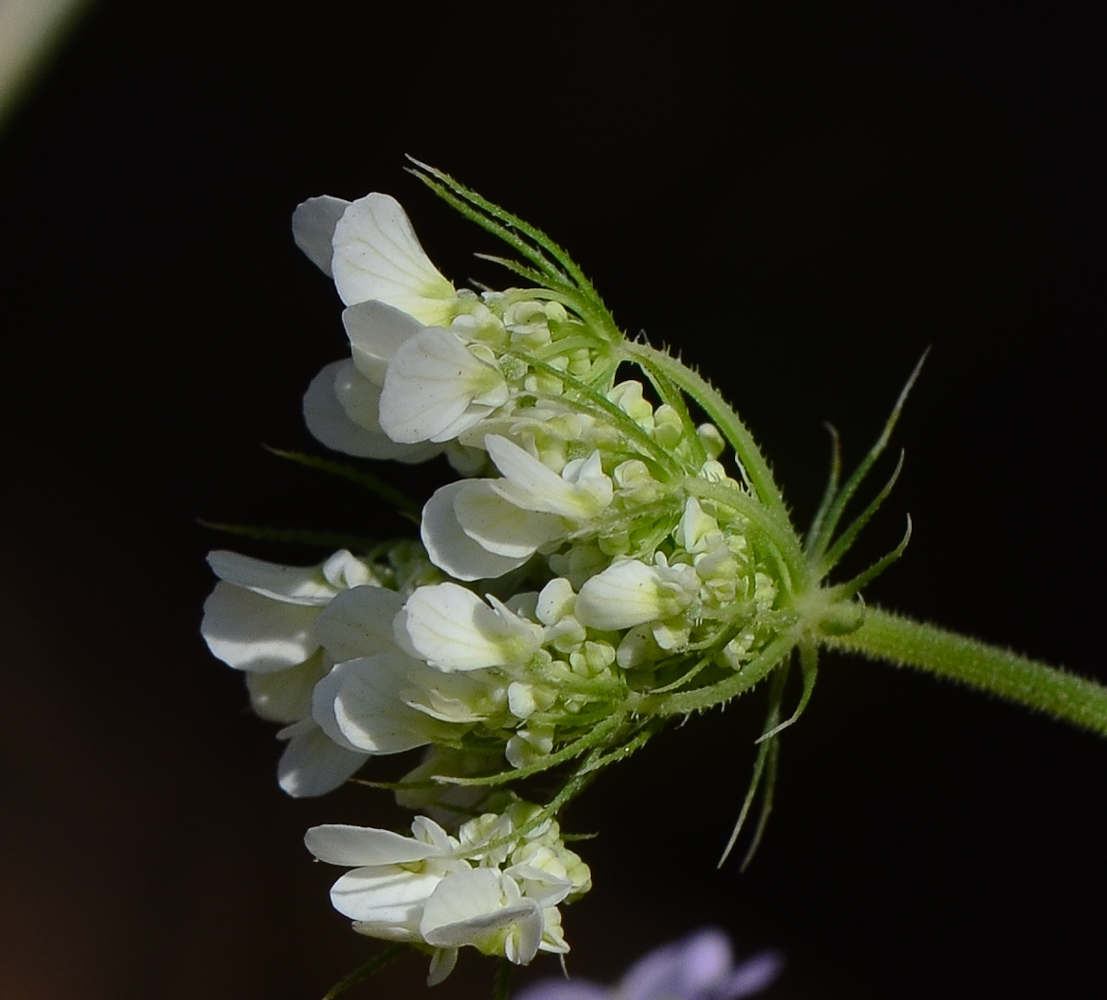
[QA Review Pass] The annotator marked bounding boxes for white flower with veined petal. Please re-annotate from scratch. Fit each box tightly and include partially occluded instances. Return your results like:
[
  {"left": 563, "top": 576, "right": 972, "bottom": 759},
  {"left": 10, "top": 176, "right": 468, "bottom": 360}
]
[
  {"left": 420, "top": 435, "right": 614, "bottom": 580},
  {"left": 312, "top": 651, "right": 496, "bottom": 755},
  {"left": 202, "top": 549, "right": 374, "bottom": 676},
  {"left": 295, "top": 191, "right": 511, "bottom": 459},
  {"left": 292, "top": 192, "right": 457, "bottom": 325},
  {"left": 378, "top": 327, "right": 509, "bottom": 444},
  {"left": 397, "top": 582, "right": 545, "bottom": 673}
]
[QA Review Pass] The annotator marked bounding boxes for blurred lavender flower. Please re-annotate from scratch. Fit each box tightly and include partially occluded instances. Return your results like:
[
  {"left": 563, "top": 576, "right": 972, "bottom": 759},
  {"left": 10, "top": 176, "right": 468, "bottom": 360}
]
[{"left": 512, "top": 928, "right": 782, "bottom": 1000}]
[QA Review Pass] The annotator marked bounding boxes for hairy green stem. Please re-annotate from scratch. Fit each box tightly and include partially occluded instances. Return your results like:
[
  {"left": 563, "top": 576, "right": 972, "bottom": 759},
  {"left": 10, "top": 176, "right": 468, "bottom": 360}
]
[{"left": 827, "top": 607, "right": 1107, "bottom": 737}]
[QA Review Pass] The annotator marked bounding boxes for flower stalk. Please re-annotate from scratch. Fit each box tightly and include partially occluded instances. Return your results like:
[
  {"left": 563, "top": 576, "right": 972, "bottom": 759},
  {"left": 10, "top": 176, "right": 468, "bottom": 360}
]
[{"left": 827, "top": 607, "right": 1107, "bottom": 737}]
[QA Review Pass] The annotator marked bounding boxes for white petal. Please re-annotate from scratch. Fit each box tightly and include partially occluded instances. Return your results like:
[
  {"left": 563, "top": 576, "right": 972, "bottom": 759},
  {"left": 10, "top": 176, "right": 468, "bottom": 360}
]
[
  {"left": 321, "top": 550, "right": 376, "bottom": 590},
  {"left": 331, "top": 193, "right": 456, "bottom": 324},
  {"left": 420, "top": 869, "right": 540, "bottom": 957},
  {"left": 399, "top": 583, "right": 496, "bottom": 670},
  {"left": 292, "top": 195, "right": 349, "bottom": 276},
  {"left": 325, "top": 655, "right": 452, "bottom": 753},
  {"left": 421, "top": 481, "right": 535, "bottom": 581},
  {"left": 207, "top": 550, "right": 338, "bottom": 604},
  {"left": 575, "top": 560, "right": 668, "bottom": 630},
  {"left": 410, "top": 815, "right": 457, "bottom": 853},
  {"left": 343, "top": 300, "right": 424, "bottom": 384},
  {"left": 426, "top": 948, "right": 458, "bottom": 986},
  {"left": 562, "top": 450, "right": 615, "bottom": 508},
  {"left": 454, "top": 481, "right": 565, "bottom": 558},
  {"left": 303, "top": 361, "right": 391, "bottom": 458},
  {"left": 275, "top": 718, "right": 367, "bottom": 797},
  {"left": 505, "top": 727, "right": 555, "bottom": 769},
  {"left": 675, "top": 496, "right": 718, "bottom": 554},
  {"left": 536, "top": 577, "right": 576, "bottom": 626},
  {"left": 485, "top": 436, "right": 569, "bottom": 512},
  {"left": 400, "top": 583, "right": 543, "bottom": 672},
  {"left": 310, "top": 662, "right": 369, "bottom": 752},
  {"left": 379, "top": 328, "right": 506, "bottom": 444},
  {"left": 304, "top": 361, "right": 442, "bottom": 462},
  {"left": 400, "top": 669, "right": 499, "bottom": 724},
  {"left": 507, "top": 682, "right": 537, "bottom": 720},
  {"left": 486, "top": 436, "right": 611, "bottom": 519},
  {"left": 245, "top": 653, "right": 327, "bottom": 722},
  {"left": 332, "top": 867, "right": 446, "bottom": 928},
  {"left": 201, "top": 583, "right": 319, "bottom": 672},
  {"left": 305, "top": 823, "right": 441, "bottom": 866},
  {"left": 332, "top": 361, "right": 388, "bottom": 433},
  {"left": 313, "top": 586, "right": 405, "bottom": 662},
  {"left": 503, "top": 864, "right": 572, "bottom": 910}
]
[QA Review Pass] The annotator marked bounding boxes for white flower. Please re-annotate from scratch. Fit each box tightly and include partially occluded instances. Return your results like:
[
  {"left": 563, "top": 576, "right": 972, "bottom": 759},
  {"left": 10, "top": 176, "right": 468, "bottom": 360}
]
[
  {"left": 311, "top": 654, "right": 454, "bottom": 754},
  {"left": 295, "top": 192, "right": 484, "bottom": 460},
  {"left": 292, "top": 192, "right": 457, "bottom": 325},
  {"left": 311, "top": 299, "right": 499, "bottom": 462},
  {"left": 397, "top": 582, "right": 545, "bottom": 672},
  {"left": 305, "top": 816, "right": 467, "bottom": 944},
  {"left": 306, "top": 585, "right": 493, "bottom": 752},
  {"left": 485, "top": 435, "right": 613, "bottom": 519},
  {"left": 574, "top": 559, "right": 682, "bottom": 631},
  {"left": 378, "top": 327, "right": 509, "bottom": 444},
  {"left": 420, "top": 436, "right": 614, "bottom": 581},
  {"left": 419, "top": 866, "right": 547, "bottom": 967},
  {"left": 201, "top": 550, "right": 381, "bottom": 797},
  {"left": 306, "top": 803, "right": 587, "bottom": 985},
  {"left": 303, "top": 359, "right": 445, "bottom": 463},
  {"left": 343, "top": 298, "right": 425, "bottom": 384},
  {"left": 421, "top": 479, "right": 564, "bottom": 581},
  {"left": 202, "top": 549, "right": 373, "bottom": 674},
  {"left": 297, "top": 196, "right": 513, "bottom": 458}
]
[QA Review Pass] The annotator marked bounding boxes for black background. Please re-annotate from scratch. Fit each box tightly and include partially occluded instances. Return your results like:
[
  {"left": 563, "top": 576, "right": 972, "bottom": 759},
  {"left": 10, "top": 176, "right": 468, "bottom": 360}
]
[{"left": 1, "top": 3, "right": 1103, "bottom": 999}]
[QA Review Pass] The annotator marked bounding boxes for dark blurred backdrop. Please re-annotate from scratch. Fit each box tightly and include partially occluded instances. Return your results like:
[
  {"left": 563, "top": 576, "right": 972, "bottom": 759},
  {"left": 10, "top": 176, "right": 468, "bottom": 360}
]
[{"left": 1, "top": 3, "right": 1103, "bottom": 998}]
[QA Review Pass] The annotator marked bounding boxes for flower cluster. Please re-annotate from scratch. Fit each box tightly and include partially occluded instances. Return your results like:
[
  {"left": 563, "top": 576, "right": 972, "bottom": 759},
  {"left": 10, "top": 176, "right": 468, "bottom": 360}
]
[
  {"left": 307, "top": 800, "right": 590, "bottom": 985},
  {"left": 203, "top": 165, "right": 821, "bottom": 986},
  {"left": 202, "top": 163, "right": 1107, "bottom": 998},
  {"left": 290, "top": 187, "right": 790, "bottom": 696}
]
